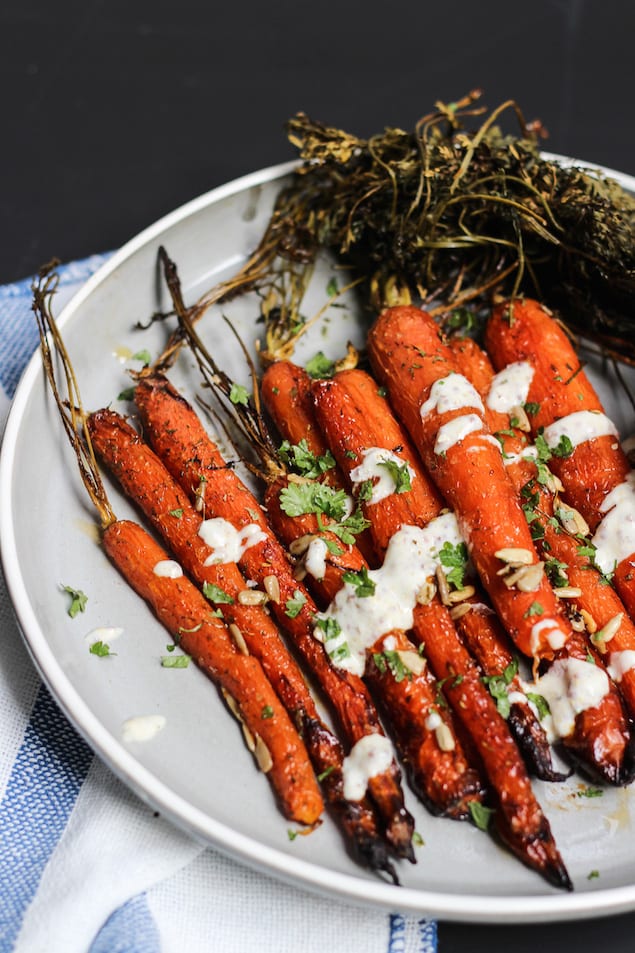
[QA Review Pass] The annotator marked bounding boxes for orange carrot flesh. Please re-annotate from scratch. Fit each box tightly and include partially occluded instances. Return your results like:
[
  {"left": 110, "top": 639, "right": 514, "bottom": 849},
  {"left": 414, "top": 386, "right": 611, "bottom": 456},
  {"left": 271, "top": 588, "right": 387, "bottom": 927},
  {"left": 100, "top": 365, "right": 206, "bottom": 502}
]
[
  {"left": 87, "top": 409, "right": 401, "bottom": 875},
  {"left": 133, "top": 374, "right": 415, "bottom": 860},
  {"left": 102, "top": 518, "right": 323, "bottom": 826},
  {"left": 484, "top": 298, "right": 635, "bottom": 619},
  {"left": 367, "top": 305, "right": 574, "bottom": 663}
]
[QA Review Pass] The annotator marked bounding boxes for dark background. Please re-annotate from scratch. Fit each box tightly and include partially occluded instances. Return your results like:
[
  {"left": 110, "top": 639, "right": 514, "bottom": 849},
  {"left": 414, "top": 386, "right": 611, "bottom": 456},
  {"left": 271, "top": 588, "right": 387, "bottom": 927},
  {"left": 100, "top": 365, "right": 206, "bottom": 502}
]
[
  {"left": 3, "top": 1, "right": 635, "bottom": 950},
  {"left": 1, "top": 0, "right": 634, "bottom": 284}
]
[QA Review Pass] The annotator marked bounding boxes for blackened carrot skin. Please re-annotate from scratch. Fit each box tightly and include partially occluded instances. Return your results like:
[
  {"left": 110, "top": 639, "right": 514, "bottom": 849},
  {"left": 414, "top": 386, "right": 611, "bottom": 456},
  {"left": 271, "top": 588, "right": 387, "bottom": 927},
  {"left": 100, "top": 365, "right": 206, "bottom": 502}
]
[
  {"left": 88, "top": 409, "right": 395, "bottom": 878},
  {"left": 102, "top": 518, "right": 323, "bottom": 826},
  {"left": 133, "top": 374, "right": 415, "bottom": 861}
]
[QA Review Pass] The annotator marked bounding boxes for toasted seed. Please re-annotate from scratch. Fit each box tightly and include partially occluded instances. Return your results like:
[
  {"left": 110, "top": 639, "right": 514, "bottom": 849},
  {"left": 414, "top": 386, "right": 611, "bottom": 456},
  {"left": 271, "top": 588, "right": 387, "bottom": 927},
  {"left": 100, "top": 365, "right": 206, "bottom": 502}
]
[
  {"left": 510, "top": 404, "right": 531, "bottom": 432},
  {"left": 557, "top": 502, "right": 590, "bottom": 537},
  {"left": 554, "top": 586, "right": 583, "bottom": 599},
  {"left": 396, "top": 649, "right": 427, "bottom": 676},
  {"left": 495, "top": 547, "right": 534, "bottom": 566},
  {"left": 515, "top": 563, "right": 545, "bottom": 592},
  {"left": 580, "top": 608, "right": 597, "bottom": 634},
  {"left": 241, "top": 722, "right": 256, "bottom": 753},
  {"left": 263, "top": 574, "right": 281, "bottom": 604},
  {"left": 229, "top": 623, "right": 249, "bottom": 656},
  {"left": 254, "top": 735, "right": 273, "bottom": 773},
  {"left": 449, "top": 603, "right": 472, "bottom": 621},
  {"left": 435, "top": 722, "right": 456, "bottom": 752},
  {"left": 222, "top": 688, "right": 241, "bottom": 720},
  {"left": 293, "top": 563, "right": 307, "bottom": 582},
  {"left": 435, "top": 565, "right": 452, "bottom": 605},
  {"left": 238, "top": 589, "right": 268, "bottom": 606},
  {"left": 289, "top": 534, "right": 318, "bottom": 556},
  {"left": 592, "top": 613, "right": 624, "bottom": 652},
  {"left": 416, "top": 580, "right": 437, "bottom": 605},
  {"left": 447, "top": 585, "right": 476, "bottom": 604}
]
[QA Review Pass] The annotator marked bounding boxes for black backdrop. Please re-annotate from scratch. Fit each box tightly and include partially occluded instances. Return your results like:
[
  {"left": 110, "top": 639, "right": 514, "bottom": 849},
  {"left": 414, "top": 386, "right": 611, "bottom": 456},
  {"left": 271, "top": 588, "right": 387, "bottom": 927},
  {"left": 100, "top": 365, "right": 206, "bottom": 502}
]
[
  {"left": 1, "top": 0, "right": 633, "bottom": 283},
  {"left": 2, "top": 2, "right": 635, "bottom": 950}
]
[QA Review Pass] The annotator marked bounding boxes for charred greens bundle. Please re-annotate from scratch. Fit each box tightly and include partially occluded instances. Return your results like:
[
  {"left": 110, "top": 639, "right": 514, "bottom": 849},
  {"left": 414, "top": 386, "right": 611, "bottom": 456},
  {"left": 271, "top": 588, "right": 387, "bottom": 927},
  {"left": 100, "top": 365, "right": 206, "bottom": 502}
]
[{"left": 193, "top": 92, "right": 634, "bottom": 365}]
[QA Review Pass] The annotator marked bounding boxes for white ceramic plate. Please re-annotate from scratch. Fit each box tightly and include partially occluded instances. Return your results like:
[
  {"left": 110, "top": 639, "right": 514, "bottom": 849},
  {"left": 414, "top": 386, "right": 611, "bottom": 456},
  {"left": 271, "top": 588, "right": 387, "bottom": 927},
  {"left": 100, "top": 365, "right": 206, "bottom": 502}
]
[{"left": 2, "top": 158, "right": 635, "bottom": 924}]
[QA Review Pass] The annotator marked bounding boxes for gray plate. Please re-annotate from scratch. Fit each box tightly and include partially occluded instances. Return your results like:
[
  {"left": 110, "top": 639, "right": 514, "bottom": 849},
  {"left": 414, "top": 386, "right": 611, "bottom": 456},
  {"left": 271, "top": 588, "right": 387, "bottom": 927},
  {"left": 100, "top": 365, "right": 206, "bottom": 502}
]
[{"left": 1, "top": 159, "right": 635, "bottom": 923}]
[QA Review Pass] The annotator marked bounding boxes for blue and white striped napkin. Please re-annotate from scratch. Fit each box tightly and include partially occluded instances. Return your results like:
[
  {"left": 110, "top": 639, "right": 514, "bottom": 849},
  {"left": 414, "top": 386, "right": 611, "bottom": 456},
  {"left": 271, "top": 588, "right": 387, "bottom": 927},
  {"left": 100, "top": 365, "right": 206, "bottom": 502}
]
[{"left": 0, "top": 257, "right": 438, "bottom": 953}]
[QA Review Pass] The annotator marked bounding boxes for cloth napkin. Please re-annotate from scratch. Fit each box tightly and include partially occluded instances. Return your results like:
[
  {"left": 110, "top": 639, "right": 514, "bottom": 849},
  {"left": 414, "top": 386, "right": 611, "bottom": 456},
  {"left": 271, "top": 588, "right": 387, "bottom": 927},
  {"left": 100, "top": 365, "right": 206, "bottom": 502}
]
[{"left": 0, "top": 256, "right": 438, "bottom": 953}]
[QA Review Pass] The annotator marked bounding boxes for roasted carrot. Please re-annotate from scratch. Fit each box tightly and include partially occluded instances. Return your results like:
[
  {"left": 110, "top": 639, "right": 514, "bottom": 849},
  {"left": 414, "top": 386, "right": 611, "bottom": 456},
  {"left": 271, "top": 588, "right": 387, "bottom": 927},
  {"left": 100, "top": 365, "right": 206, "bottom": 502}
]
[
  {"left": 484, "top": 297, "right": 635, "bottom": 620},
  {"left": 449, "top": 334, "right": 635, "bottom": 727},
  {"left": 87, "top": 407, "right": 399, "bottom": 876},
  {"left": 309, "top": 367, "right": 571, "bottom": 886},
  {"left": 133, "top": 373, "right": 415, "bottom": 860},
  {"left": 102, "top": 518, "right": 321, "bottom": 825},
  {"left": 367, "top": 307, "right": 632, "bottom": 784}
]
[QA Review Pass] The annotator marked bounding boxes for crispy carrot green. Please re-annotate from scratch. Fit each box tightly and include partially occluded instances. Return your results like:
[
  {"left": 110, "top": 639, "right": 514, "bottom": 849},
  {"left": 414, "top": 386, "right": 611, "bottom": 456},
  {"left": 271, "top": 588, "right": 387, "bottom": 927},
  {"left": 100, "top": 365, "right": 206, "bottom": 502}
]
[
  {"left": 87, "top": 407, "right": 399, "bottom": 876},
  {"left": 309, "top": 367, "right": 571, "bottom": 887},
  {"left": 102, "top": 518, "right": 322, "bottom": 825},
  {"left": 133, "top": 373, "right": 415, "bottom": 860},
  {"left": 484, "top": 297, "right": 635, "bottom": 620}
]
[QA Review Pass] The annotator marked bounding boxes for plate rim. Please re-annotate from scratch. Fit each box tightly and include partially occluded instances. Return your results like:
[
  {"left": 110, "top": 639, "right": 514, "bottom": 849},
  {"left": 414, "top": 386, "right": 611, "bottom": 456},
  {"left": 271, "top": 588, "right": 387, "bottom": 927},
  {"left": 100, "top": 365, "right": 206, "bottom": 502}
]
[{"left": 2, "top": 156, "right": 635, "bottom": 924}]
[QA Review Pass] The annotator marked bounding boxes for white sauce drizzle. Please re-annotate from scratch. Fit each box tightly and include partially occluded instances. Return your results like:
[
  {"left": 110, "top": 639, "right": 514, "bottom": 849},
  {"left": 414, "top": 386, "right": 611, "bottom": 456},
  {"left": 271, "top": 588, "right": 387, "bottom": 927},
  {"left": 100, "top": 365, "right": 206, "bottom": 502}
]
[
  {"left": 501, "top": 444, "right": 539, "bottom": 467},
  {"left": 314, "top": 513, "right": 464, "bottom": 675},
  {"left": 152, "top": 559, "right": 183, "bottom": 579},
  {"left": 530, "top": 617, "right": 567, "bottom": 653},
  {"left": 592, "top": 473, "right": 635, "bottom": 574},
  {"left": 342, "top": 734, "right": 394, "bottom": 801},
  {"left": 542, "top": 410, "right": 618, "bottom": 452},
  {"left": 425, "top": 710, "right": 442, "bottom": 731},
  {"left": 607, "top": 650, "right": 635, "bottom": 683},
  {"left": 420, "top": 373, "right": 484, "bottom": 419},
  {"left": 523, "top": 658, "right": 609, "bottom": 741},
  {"left": 304, "top": 537, "right": 329, "bottom": 581},
  {"left": 85, "top": 626, "right": 124, "bottom": 643},
  {"left": 198, "top": 517, "right": 267, "bottom": 566},
  {"left": 349, "top": 447, "right": 415, "bottom": 504},
  {"left": 486, "top": 361, "right": 535, "bottom": 413},
  {"left": 122, "top": 714, "right": 166, "bottom": 743},
  {"left": 434, "top": 414, "right": 483, "bottom": 455}
]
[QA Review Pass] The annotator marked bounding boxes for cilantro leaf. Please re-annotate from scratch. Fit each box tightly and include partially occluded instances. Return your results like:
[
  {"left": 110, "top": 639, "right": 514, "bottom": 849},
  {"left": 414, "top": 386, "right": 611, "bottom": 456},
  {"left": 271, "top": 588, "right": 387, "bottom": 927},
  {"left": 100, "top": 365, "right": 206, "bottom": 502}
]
[
  {"left": 551, "top": 434, "right": 574, "bottom": 459},
  {"left": 342, "top": 566, "right": 376, "bottom": 597},
  {"left": 279, "top": 482, "right": 349, "bottom": 520},
  {"left": 377, "top": 458, "right": 412, "bottom": 494},
  {"left": 202, "top": 582, "right": 235, "bottom": 604},
  {"left": 523, "top": 601, "right": 544, "bottom": 618},
  {"left": 544, "top": 557, "right": 569, "bottom": 588},
  {"left": 469, "top": 801, "right": 495, "bottom": 831},
  {"left": 62, "top": 584, "right": 88, "bottom": 618},
  {"left": 89, "top": 640, "right": 115, "bottom": 657},
  {"left": 305, "top": 351, "right": 335, "bottom": 380},
  {"left": 285, "top": 590, "right": 307, "bottom": 619},
  {"left": 229, "top": 383, "right": 250, "bottom": 406},
  {"left": 372, "top": 650, "right": 412, "bottom": 683},
  {"left": 526, "top": 692, "right": 550, "bottom": 719},
  {"left": 278, "top": 439, "right": 336, "bottom": 479},
  {"left": 438, "top": 541, "right": 469, "bottom": 589},
  {"left": 160, "top": 654, "right": 191, "bottom": 668}
]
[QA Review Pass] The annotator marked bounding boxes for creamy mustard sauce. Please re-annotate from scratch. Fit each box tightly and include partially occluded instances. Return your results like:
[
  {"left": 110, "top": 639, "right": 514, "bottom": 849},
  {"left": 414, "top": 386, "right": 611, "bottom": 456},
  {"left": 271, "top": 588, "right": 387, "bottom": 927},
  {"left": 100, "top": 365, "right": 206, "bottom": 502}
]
[
  {"left": 420, "top": 373, "right": 484, "bottom": 419},
  {"left": 529, "top": 617, "right": 568, "bottom": 653},
  {"left": 592, "top": 473, "right": 635, "bottom": 573},
  {"left": 349, "top": 447, "right": 415, "bottom": 504},
  {"left": 542, "top": 410, "right": 618, "bottom": 451},
  {"left": 198, "top": 517, "right": 267, "bottom": 565},
  {"left": 314, "top": 513, "right": 463, "bottom": 675},
  {"left": 607, "top": 650, "right": 635, "bottom": 683},
  {"left": 304, "top": 537, "right": 329, "bottom": 581},
  {"left": 341, "top": 734, "right": 395, "bottom": 800},
  {"left": 434, "top": 414, "right": 483, "bottom": 455},
  {"left": 122, "top": 714, "right": 166, "bottom": 743},
  {"left": 486, "top": 361, "right": 535, "bottom": 414},
  {"left": 152, "top": 559, "right": 183, "bottom": 579},
  {"left": 523, "top": 658, "right": 609, "bottom": 741}
]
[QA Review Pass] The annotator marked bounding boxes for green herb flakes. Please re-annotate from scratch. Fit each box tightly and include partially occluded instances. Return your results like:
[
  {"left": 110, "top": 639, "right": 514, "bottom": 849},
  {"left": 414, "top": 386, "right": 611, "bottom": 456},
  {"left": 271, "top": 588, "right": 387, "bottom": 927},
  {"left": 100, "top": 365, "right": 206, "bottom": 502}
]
[{"left": 62, "top": 584, "right": 88, "bottom": 618}]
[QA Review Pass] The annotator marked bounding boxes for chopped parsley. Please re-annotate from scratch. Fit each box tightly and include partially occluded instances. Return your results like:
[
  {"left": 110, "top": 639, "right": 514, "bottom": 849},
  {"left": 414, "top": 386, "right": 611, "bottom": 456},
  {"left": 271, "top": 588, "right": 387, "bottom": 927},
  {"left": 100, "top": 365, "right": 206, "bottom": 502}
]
[
  {"left": 550, "top": 434, "right": 574, "bottom": 459},
  {"left": 279, "top": 482, "right": 349, "bottom": 520},
  {"left": 469, "top": 801, "right": 495, "bottom": 832},
  {"left": 482, "top": 658, "right": 519, "bottom": 719},
  {"left": 523, "top": 601, "right": 544, "bottom": 618},
  {"left": 202, "top": 582, "right": 235, "bottom": 604},
  {"left": 261, "top": 705, "right": 275, "bottom": 719},
  {"left": 377, "top": 458, "right": 412, "bottom": 494},
  {"left": 372, "top": 650, "right": 413, "bottom": 683},
  {"left": 438, "top": 540, "right": 469, "bottom": 589},
  {"left": 278, "top": 439, "right": 336, "bottom": 479},
  {"left": 132, "top": 349, "right": 152, "bottom": 366},
  {"left": 305, "top": 351, "right": 336, "bottom": 380},
  {"left": 576, "top": 786, "right": 603, "bottom": 799},
  {"left": 285, "top": 590, "right": 307, "bottom": 619},
  {"left": 314, "top": 616, "right": 342, "bottom": 641},
  {"left": 326, "top": 276, "right": 339, "bottom": 298},
  {"left": 169, "top": 508, "right": 184, "bottom": 518},
  {"left": 160, "top": 654, "right": 191, "bottom": 668},
  {"left": 588, "top": 869, "right": 600, "bottom": 880},
  {"left": 89, "top": 640, "right": 115, "bottom": 657},
  {"left": 412, "top": 830, "right": 425, "bottom": 848},
  {"left": 524, "top": 401, "right": 541, "bottom": 416},
  {"left": 526, "top": 692, "right": 550, "bottom": 719},
  {"left": 229, "top": 383, "right": 249, "bottom": 406},
  {"left": 117, "top": 386, "right": 136, "bottom": 401},
  {"left": 544, "top": 557, "right": 569, "bottom": 588},
  {"left": 341, "top": 566, "right": 376, "bottom": 598},
  {"left": 62, "top": 584, "right": 88, "bottom": 618}
]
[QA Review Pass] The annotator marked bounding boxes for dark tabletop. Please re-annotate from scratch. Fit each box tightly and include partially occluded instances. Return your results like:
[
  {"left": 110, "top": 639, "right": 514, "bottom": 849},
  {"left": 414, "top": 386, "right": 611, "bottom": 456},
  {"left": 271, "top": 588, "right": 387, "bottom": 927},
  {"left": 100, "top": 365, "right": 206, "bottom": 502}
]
[{"left": 3, "top": 2, "right": 635, "bottom": 949}]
